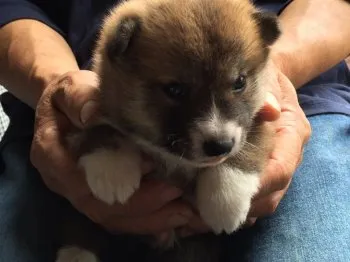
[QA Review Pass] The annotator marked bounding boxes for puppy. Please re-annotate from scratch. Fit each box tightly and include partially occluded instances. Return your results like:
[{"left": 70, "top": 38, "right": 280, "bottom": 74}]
[{"left": 56, "top": 0, "right": 280, "bottom": 261}]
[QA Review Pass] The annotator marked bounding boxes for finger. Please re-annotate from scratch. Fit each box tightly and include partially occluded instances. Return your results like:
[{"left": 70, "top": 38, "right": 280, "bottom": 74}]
[
  {"left": 177, "top": 215, "right": 212, "bottom": 238},
  {"left": 154, "top": 231, "right": 174, "bottom": 245},
  {"left": 255, "top": 160, "right": 290, "bottom": 199},
  {"left": 254, "top": 71, "right": 306, "bottom": 200},
  {"left": 177, "top": 227, "right": 197, "bottom": 238},
  {"left": 243, "top": 217, "right": 257, "bottom": 228},
  {"left": 74, "top": 178, "right": 184, "bottom": 220},
  {"left": 254, "top": 150, "right": 295, "bottom": 200},
  {"left": 257, "top": 92, "right": 281, "bottom": 122},
  {"left": 253, "top": 125, "right": 302, "bottom": 200},
  {"left": 104, "top": 200, "right": 194, "bottom": 235},
  {"left": 31, "top": 122, "right": 92, "bottom": 199},
  {"left": 32, "top": 105, "right": 182, "bottom": 221},
  {"left": 278, "top": 72, "right": 311, "bottom": 155},
  {"left": 249, "top": 189, "right": 287, "bottom": 217},
  {"left": 31, "top": 89, "right": 93, "bottom": 201},
  {"left": 277, "top": 72, "right": 299, "bottom": 104},
  {"left": 120, "top": 179, "right": 184, "bottom": 216},
  {"left": 51, "top": 71, "right": 101, "bottom": 128}
]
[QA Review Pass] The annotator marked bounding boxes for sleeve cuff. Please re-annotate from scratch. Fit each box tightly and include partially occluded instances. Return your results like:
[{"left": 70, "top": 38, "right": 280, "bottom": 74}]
[
  {"left": 0, "top": 2, "right": 65, "bottom": 37},
  {"left": 253, "top": 0, "right": 294, "bottom": 15}
]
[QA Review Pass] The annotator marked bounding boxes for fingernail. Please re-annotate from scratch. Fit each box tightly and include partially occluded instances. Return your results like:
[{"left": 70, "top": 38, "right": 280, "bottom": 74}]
[
  {"left": 160, "top": 186, "right": 183, "bottom": 202},
  {"left": 168, "top": 214, "right": 190, "bottom": 227},
  {"left": 80, "top": 100, "right": 98, "bottom": 125},
  {"left": 266, "top": 92, "right": 281, "bottom": 112},
  {"left": 244, "top": 217, "right": 257, "bottom": 228}
]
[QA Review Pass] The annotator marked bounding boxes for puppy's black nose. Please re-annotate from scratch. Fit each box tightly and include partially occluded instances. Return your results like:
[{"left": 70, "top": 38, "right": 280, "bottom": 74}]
[{"left": 203, "top": 140, "right": 234, "bottom": 157}]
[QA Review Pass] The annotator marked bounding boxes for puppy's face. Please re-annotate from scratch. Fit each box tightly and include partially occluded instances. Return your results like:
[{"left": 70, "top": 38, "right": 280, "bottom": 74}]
[{"left": 94, "top": 0, "right": 280, "bottom": 167}]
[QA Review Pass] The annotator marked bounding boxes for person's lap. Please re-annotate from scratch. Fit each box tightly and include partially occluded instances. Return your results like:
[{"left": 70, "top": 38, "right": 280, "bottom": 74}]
[
  {"left": 0, "top": 96, "right": 61, "bottom": 262},
  {"left": 223, "top": 113, "right": 350, "bottom": 262},
  {"left": 0, "top": 95, "right": 349, "bottom": 261}
]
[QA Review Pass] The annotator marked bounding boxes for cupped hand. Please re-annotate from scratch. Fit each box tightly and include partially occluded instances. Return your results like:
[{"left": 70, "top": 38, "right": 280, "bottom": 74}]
[
  {"left": 247, "top": 66, "right": 311, "bottom": 222},
  {"left": 30, "top": 70, "right": 193, "bottom": 236}
]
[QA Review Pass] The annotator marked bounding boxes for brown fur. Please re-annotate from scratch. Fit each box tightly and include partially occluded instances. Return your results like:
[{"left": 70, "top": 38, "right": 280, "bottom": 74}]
[
  {"left": 60, "top": 0, "right": 281, "bottom": 261},
  {"left": 94, "top": 0, "right": 270, "bottom": 143}
]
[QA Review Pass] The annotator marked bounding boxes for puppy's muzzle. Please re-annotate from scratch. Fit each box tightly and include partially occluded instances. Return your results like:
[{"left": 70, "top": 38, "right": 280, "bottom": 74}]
[{"left": 202, "top": 139, "right": 234, "bottom": 157}]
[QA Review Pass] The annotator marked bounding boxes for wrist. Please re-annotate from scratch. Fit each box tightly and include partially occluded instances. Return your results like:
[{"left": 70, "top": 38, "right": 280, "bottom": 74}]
[
  {"left": 270, "top": 50, "right": 294, "bottom": 85},
  {"left": 269, "top": 44, "right": 306, "bottom": 89},
  {"left": 1, "top": 19, "right": 80, "bottom": 108},
  {"left": 30, "top": 63, "right": 80, "bottom": 107},
  {"left": 270, "top": 0, "right": 350, "bottom": 89}
]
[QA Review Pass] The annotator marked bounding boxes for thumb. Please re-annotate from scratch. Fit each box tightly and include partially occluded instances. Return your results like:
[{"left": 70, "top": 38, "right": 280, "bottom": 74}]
[
  {"left": 257, "top": 92, "right": 281, "bottom": 122},
  {"left": 51, "top": 70, "right": 101, "bottom": 129}
]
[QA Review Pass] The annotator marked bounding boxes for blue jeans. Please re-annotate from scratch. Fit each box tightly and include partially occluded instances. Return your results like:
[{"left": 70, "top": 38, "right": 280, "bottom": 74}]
[
  {"left": 223, "top": 114, "right": 350, "bottom": 262},
  {"left": 0, "top": 96, "right": 349, "bottom": 261}
]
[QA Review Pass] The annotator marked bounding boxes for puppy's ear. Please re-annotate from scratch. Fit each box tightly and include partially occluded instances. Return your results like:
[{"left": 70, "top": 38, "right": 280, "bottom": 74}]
[
  {"left": 107, "top": 16, "right": 141, "bottom": 61},
  {"left": 253, "top": 11, "right": 281, "bottom": 46}
]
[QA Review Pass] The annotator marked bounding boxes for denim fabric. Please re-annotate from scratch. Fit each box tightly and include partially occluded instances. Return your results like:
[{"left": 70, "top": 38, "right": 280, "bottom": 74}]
[
  {"left": 0, "top": 102, "right": 349, "bottom": 261},
  {"left": 223, "top": 114, "right": 350, "bottom": 262}
]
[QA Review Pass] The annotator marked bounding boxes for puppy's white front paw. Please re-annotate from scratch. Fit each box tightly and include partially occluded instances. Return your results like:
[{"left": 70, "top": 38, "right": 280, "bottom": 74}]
[
  {"left": 79, "top": 147, "right": 142, "bottom": 205},
  {"left": 196, "top": 166, "right": 260, "bottom": 234},
  {"left": 56, "top": 246, "right": 99, "bottom": 262}
]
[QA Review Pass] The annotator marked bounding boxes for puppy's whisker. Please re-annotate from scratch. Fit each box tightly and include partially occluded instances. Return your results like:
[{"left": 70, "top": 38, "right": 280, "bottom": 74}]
[
  {"left": 176, "top": 149, "right": 186, "bottom": 163},
  {"left": 247, "top": 130, "right": 265, "bottom": 134},
  {"left": 243, "top": 141, "right": 260, "bottom": 150},
  {"left": 235, "top": 151, "right": 250, "bottom": 160}
]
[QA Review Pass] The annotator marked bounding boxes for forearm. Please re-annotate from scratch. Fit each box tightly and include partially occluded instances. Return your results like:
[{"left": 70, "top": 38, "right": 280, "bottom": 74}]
[
  {"left": 272, "top": 0, "right": 350, "bottom": 89},
  {"left": 0, "top": 19, "right": 79, "bottom": 108}
]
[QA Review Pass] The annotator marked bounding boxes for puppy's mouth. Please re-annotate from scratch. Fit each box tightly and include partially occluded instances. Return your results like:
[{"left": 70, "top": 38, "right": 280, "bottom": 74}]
[{"left": 195, "top": 155, "right": 230, "bottom": 167}]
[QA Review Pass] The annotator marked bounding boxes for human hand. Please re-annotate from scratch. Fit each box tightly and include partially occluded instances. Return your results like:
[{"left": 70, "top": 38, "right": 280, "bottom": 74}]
[
  {"left": 246, "top": 63, "right": 312, "bottom": 224},
  {"left": 30, "top": 70, "right": 193, "bottom": 236}
]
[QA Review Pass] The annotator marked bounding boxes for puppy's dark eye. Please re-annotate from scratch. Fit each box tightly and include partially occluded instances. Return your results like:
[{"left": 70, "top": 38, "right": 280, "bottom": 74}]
[
  {"left": 162, "top": 83, "right": 187, "bottom": 100},
  {"left": 232, "top": 74, "right": 247, "bottom": 92}
]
